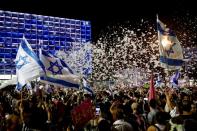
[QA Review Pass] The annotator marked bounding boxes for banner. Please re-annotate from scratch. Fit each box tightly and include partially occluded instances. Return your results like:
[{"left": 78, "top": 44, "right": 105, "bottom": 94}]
[{"left": 148, "top": 73, "right": 155, "bottom": 101}]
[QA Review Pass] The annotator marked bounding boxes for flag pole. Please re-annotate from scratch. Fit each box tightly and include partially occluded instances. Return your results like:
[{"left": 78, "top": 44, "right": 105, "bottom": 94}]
[
  {"left": 156, "top": 14, "right": 159, "bottom": 21},
  {"left": 20, "top": 84, "right": 26, "bottom": 102},
  {"left": 156, "top": 14, "right": 169, "bottom": 87}
]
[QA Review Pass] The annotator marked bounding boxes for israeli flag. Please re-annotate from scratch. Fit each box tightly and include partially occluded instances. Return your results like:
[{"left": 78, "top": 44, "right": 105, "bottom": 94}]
[
  {"left": 170, "top": 70, "right": 180, "bottom": 88},
  {"left": 15, "top": 37, "right": 45, "bottom": 90},
  {"left": 82, "top": 78, "right": 94, "bottom": 95},
  {"left": 155, "top": 75, "right": 162, "bottom": 87},
  {"left": 39, "top": 49, "right": 80, "bottom": 90},
  {"left": 157, "top": 17, "right": 184, "bottom": 70}
]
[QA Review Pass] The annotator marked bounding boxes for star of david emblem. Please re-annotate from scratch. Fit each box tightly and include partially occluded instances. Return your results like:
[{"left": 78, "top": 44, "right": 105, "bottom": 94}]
[
  {"left": 16, "top": 55, "right": 30, "bottom": 69},
  {"left": 166, "top": 49, "right": 174, "bottom": 56},
  {"left": 166, "top": 42, "right": 177, "bottom": 56},
  {"left": 48, "top": 60, "right": 63, "bottom": 75}
]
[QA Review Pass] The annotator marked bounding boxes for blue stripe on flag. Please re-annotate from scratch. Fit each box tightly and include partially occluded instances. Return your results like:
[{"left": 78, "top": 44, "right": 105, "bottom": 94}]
[
  {"left": 16, "top": 82, "right": 22, "bottom": 91},
  {"left": 60, "top": 60, "right": 74, "bottom": 74},
  {"left": 41, "top": 50, "right": 51, "bottom": 57},
  {"left": 21, "top": 40, "right": 45, "bottom": 72},
  {"left": 40, "top": 76, "right": 79, "bottom": 89},
  {"left": 157, "top": 22, "right": 176, "bottom": 36},
  {"left": 82, "top": 78, "right": 94, "bottom": 94},
  {"left": 84, "top": 86, "right": 94, "bottom": 94},
  {"left": 160, "top": 56, "right": 184, "bottom": 66}
]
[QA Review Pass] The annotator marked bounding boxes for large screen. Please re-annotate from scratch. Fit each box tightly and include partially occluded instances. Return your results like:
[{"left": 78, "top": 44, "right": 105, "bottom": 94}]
[{"left": 0, "top": 10, "right": 92, "bottom": 77}]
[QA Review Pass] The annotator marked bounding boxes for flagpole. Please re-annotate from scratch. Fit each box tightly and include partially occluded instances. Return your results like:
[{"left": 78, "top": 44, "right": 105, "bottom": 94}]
[
  {"left": 156, "top": 14, "right": 159, "bottom": 21},
  {"left": 20, "top": 84, "right": 26, "bottom": 102},
  {"left": 157, "top": 14, "right": 169, "bottom": 87}
]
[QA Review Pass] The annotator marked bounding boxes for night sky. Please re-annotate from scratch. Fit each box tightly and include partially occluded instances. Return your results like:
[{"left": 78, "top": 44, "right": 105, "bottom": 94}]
[{"left": 0, "top": 0, "right": 196, "bottom": 42}]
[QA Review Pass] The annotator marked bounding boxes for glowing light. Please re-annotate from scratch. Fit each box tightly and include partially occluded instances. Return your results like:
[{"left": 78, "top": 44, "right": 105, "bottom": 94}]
[{"left": 161, "top": 36, "right": 172, "bottom": 50}]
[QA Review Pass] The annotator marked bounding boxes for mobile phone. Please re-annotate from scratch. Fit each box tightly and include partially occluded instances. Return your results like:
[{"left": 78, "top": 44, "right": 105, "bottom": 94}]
[
  {"left": 96, "top": 107, "right": 100, "bottom": 116},
  {"left": 144, "top": 98, "right": 148, "bottom": 101}
]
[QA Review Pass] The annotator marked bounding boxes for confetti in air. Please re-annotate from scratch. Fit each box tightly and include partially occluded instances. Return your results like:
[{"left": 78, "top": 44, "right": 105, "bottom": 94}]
[{"left": 91, "top": 14, "right": 197, "bottom": 84}]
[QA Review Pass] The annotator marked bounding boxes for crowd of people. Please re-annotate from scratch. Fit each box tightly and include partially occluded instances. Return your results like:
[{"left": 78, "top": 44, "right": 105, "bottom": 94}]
[{"left": 0, "top": 82, "right": 197, "bottom": 131}]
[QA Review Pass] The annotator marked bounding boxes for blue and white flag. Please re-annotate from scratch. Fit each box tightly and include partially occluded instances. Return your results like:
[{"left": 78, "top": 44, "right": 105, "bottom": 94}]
[
  {"left": 82, "top": 78, "right": 94, "bottom": 95},
  {"left": 15, "top": 37, "right": 45, "bottom": 90},
  {"left": 155, "top": 75, "right": 162, "bottom": 87},
  {"left": 157, "top": 17, "right": 184, "bottom": 70},
  {"left": 170, "top": 70, "right": 180, "bottom": 88},
  {"left": 39, "top": 49, "right": 80, "bottom": 90}
]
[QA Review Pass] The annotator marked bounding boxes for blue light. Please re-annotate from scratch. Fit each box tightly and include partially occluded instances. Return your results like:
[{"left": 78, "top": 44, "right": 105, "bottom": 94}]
[{"left": 0, "top": 10, "right": 91, "bottom": 75}]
